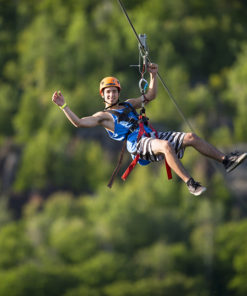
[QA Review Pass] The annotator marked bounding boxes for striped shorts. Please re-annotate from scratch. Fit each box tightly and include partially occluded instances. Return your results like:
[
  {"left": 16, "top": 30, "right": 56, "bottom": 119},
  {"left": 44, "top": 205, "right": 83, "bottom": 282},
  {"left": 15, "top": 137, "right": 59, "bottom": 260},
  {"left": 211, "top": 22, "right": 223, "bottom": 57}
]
[{"left": 136, "top": 131, "right": 186, "bottom": 162}]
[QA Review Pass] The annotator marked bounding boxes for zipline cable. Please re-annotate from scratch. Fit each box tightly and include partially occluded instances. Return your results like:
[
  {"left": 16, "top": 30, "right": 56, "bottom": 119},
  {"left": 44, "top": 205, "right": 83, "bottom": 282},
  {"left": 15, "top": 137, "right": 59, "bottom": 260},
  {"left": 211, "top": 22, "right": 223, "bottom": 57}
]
[
  {"left": 117, "top": 0, "right": 247, "bottom": 210},
  {"left": 117, "top": 0, "right": 196, "bottom": 133}
]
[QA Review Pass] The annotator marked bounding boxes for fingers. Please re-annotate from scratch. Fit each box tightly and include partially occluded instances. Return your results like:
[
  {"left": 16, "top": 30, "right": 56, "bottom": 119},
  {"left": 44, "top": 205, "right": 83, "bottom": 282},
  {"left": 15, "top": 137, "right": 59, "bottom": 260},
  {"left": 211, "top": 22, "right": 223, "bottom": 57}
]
[
  {"left": 52, "top": 91, "right": 61, "bottom": 104},
  {"left": 52, "top": 91, "right": 62, "bottom": 99},
  {"left": 52, "top": 90, "right": 66, "bottom": 109},
  {"left": 147, "top": 63, "right": 158, "bottom": 74},
  {"left": 52, "top": 91, "right": 56, "bottom": 101}
]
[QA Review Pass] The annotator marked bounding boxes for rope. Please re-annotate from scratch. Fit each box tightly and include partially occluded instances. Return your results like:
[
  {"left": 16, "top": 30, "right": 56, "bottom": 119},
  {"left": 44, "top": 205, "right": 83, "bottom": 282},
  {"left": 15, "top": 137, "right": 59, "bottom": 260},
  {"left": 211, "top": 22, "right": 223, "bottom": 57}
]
[{"left": 107, "top": 139, "right": 127, "bottom": 188}]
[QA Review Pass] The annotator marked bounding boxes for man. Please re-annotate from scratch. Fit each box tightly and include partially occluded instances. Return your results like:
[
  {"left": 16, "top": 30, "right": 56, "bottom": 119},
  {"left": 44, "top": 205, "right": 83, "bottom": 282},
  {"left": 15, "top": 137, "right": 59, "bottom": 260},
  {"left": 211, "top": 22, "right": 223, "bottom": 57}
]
[{"left": 52, "top": 63, "right": 247, "bottom": 196}]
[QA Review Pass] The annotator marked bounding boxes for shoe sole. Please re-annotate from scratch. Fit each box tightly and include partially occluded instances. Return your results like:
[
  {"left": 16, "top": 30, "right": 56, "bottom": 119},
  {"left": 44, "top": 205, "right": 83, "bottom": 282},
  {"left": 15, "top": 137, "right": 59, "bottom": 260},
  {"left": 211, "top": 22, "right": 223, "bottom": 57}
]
[
  {"left": 226, "top": 153, "right": 247, "bottom": 173},
  {"left": 191, "top": 187, "right": 207, "bottom": 196}
]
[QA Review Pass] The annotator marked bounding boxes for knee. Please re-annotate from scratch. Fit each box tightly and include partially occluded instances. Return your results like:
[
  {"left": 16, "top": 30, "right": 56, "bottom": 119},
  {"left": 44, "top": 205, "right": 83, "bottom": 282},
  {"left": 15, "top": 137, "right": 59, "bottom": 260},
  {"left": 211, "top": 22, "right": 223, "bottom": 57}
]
[
  {"left": 183, "top": 132, "right": 199, "bottom": 146},
  {"left": 162, "top": 141, "right": 173, "bottom": 154}
]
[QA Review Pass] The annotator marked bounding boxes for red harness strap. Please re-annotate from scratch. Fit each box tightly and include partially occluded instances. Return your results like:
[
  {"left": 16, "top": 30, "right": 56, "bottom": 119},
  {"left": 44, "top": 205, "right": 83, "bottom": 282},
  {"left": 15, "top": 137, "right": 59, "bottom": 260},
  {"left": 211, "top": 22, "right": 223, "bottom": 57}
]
[
  {"left": 165, "top": 159, "right": 172, "bottom": 179},
  {"left": 121, "top": 114, "right": 172, "bottom": 181},
  {"left": 121, "top": 154, "right": 140, "bottom": 181},
  {"left": 148, "top": 121, "right": 172, "bottom": 180}
]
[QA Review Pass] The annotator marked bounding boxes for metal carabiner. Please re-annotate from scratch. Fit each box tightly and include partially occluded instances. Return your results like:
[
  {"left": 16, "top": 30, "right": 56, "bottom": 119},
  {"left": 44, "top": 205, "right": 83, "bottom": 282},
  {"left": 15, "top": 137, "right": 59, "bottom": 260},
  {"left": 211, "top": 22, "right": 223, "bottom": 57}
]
[{"left": 139, "top": 78, "right": 149, "bottom": 94}]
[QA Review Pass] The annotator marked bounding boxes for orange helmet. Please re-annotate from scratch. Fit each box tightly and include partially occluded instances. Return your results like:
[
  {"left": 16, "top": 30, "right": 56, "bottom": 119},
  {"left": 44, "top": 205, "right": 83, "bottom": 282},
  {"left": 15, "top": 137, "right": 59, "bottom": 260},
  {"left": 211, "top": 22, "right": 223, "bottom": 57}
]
[{"left": 99, "top": 77, "right": 121, "bottom": 96}]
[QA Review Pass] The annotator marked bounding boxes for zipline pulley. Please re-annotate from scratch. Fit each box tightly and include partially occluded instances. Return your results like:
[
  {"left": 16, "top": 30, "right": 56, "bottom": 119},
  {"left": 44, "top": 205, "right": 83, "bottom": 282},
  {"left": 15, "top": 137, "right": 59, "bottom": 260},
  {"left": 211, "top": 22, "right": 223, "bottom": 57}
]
[
  {"left": 138, "top": 33, "right": 148, "bottom": 73},
  {"left": 130, "top": 33, "right": 149, "bottom": 75},
  {"left": 138, "top": 34, "right": 149, "bottom": 111}
]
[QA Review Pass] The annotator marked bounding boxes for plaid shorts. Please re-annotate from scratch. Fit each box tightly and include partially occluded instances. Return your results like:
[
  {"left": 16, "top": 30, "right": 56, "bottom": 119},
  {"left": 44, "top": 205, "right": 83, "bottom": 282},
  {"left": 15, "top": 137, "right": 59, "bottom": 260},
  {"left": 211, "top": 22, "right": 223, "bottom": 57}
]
[{"left": 136, "top": 131, "right": 186, "bottom": 162}]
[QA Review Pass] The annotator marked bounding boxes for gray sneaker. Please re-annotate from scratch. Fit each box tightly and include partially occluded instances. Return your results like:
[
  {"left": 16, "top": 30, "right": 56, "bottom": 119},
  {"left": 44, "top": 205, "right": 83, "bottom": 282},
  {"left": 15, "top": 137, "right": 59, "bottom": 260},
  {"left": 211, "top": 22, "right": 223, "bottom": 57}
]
[
  {"left": 186, "top": 178, "right": 207, "bottom": 196},
  {"left": 223, "top": 151, "right": 247, "bottom": 173}
]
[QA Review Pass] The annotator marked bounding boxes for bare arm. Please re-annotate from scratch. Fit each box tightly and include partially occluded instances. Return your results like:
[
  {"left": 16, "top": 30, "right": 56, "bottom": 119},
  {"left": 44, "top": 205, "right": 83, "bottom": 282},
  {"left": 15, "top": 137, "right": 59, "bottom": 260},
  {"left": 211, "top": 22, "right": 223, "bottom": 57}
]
[
  {"left": 127, "top": 63, "right": 158, "bottom": 109},
  {"left": 52, "top": 91, "right": 112, "bottom": 129}
]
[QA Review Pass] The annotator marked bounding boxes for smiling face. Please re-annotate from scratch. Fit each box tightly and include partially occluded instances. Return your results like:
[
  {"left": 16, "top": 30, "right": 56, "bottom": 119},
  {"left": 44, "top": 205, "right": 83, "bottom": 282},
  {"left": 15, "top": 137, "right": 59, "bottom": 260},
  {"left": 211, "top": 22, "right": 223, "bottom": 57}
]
[{"left": 102, "top": 86, "right": 120, "bottom": 107}]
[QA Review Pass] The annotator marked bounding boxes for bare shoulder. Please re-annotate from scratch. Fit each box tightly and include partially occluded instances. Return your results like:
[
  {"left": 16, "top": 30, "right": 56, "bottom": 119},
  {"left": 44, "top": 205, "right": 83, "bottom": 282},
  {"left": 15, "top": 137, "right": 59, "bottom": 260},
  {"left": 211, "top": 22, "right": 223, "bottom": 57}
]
[
  {"left": 93, "top": 110, "right": 106, "bottom": 117},
  {"left": 92, "top": 110, "right": 113, "bottom": 127},
  {"left": 126, "top": 97, "right": 142, "bottom": 109},
  {"left": 93, "top": 110, "right": 111, "bottom": 119}
]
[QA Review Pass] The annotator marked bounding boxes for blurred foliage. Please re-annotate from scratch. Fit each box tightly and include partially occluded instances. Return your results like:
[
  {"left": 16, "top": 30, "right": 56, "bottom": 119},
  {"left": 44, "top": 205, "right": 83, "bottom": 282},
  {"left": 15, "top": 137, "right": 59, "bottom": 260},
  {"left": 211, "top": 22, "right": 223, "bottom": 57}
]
[{"left": 0, "top": 0, "right": 247, "bottom": 295}]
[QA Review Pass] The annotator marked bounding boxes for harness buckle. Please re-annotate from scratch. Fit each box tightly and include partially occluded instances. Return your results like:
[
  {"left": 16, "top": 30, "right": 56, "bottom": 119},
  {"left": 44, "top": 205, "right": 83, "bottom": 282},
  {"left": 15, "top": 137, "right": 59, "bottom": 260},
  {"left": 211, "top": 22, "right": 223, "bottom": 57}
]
[{"left": 128, "top": 118, "right": 139, "bottom": 132}]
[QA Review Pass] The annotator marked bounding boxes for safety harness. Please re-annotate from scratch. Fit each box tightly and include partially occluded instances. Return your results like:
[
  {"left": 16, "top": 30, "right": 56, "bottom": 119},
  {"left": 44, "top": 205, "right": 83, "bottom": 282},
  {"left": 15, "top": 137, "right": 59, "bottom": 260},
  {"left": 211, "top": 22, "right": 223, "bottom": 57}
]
[
  {"left": 105, "top": 102, "right": 140, "bottom": 133},
  {"left": 121, "top": 100, "right": 172, "bottom": 182},
  {"left": 105, "top": 98, "right": 172, "bottom": 188},
  {"left": 106, "top": 33, "right": 172, "bottom": 188}
]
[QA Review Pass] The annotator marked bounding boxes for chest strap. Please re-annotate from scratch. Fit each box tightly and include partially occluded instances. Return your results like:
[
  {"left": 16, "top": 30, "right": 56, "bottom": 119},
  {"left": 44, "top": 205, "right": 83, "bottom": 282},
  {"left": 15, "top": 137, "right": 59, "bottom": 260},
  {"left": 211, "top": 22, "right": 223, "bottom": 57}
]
[{"left": 104, "top": 103, "right": 140, "bottom": 133}]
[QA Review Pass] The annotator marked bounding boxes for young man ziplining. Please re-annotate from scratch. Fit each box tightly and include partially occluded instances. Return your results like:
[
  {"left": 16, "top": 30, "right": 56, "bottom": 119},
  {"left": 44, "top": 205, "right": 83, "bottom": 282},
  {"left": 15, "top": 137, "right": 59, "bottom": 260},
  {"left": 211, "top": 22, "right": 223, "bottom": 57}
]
[{"left": 52, "top": 63, "right": 247, "bottom": 196}]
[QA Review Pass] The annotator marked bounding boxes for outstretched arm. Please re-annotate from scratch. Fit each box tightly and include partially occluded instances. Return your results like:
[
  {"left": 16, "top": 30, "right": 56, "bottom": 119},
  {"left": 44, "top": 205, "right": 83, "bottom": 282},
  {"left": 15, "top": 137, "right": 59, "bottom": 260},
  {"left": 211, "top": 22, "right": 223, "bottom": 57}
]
[
  {"left": 127, "top": 63, "right": 158, "bottom": 109},
  {"left": 52, "top": 91, "right": 110, "bottom": 128}
]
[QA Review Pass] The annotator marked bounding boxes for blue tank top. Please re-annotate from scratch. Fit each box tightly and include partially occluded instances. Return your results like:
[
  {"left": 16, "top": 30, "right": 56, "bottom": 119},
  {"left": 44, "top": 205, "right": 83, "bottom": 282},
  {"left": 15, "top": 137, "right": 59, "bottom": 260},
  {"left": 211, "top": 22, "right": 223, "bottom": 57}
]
[{"left": 105, "top": 102, "right": 152, "bottom": 165}]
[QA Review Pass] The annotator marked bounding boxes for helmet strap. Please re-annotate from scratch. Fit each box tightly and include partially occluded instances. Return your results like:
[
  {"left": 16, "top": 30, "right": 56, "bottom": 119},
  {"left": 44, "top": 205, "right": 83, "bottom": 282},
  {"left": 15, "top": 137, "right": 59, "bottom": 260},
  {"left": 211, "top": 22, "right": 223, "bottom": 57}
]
[{"left": 104, "top": 99, "right": 120, "bottom": 110}]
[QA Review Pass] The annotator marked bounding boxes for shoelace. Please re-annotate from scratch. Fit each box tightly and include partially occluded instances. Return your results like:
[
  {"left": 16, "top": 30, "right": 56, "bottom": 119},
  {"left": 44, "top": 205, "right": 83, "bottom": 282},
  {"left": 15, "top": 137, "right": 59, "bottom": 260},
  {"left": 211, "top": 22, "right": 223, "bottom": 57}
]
[
  {"left": 229, "top": 151, "right": 240, "bottom": 157},
  {"left": 193, "top": 181, "right": 201, "bottom": 189},
  {"left": 188, "top": 178, "right": 201, "bottom": 189}
]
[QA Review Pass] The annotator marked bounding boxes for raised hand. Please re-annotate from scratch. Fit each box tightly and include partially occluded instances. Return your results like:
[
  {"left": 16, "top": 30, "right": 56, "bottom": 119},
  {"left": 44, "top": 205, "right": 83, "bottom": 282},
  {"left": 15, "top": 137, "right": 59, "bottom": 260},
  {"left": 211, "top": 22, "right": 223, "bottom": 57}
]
[
  {"left": 52, "top": 91, "right": 65, "bottom": 107},
  {"left": 147, "top": 63, "right": 158, "bottom": 75}
]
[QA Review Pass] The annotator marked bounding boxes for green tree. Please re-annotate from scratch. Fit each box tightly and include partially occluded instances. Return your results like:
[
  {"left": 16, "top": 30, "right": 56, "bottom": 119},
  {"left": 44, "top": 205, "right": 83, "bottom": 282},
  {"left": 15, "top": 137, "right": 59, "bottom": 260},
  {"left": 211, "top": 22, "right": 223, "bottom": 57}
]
[
  {"left": 225, "top": 44, "right": 247, "bottom": 142},
  {"left": 0, "top": 222, "right": 33, "bottom": 269},
  {"left": 215, "top": 219, "right": 247, "bottom": 296},
  {"left": 0, "top": 264, "right": 78, "bottom": 296}
]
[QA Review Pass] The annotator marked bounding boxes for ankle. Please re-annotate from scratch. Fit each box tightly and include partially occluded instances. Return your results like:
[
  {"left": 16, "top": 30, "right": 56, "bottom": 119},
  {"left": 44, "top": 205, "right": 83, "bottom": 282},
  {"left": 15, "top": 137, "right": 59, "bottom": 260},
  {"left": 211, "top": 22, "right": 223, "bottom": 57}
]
[
  {"left": 222, "top": 155, "right": 228, "bottom": 165},
  {"left": 186, "top": 177, "right": 193, "bottom": 185}
]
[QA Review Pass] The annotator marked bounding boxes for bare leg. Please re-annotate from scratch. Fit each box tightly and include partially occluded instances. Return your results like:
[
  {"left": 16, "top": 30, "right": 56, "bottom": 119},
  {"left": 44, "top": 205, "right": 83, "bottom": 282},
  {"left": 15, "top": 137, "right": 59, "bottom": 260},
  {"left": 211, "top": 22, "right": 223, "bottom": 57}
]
[
  {"left": 151, "top": 139, "right": 191, "bottom": 183},
  {"left": 182, "top": 133, "right": 225, "bottom": 162}
]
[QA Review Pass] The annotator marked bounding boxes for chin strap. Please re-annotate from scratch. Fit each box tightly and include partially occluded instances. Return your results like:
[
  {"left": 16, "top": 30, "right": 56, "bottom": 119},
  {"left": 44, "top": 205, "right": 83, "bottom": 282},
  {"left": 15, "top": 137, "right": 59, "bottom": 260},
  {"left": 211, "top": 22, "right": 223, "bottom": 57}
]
[{"left": 104, "top": 99, "right": 120, "bottom": 110}]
